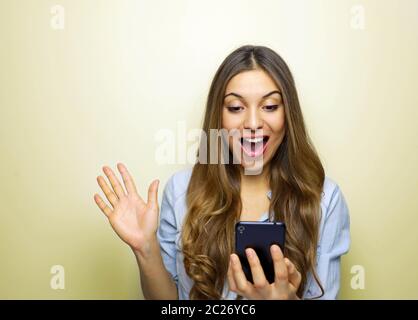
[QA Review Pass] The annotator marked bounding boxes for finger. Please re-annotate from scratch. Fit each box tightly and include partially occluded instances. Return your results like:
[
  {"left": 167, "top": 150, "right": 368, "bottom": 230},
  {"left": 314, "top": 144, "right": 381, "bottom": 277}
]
[
  {"left": 227, "top": 259, "right": 238, "bottom": 292},
  {"left": 93, "top": 193, "right": 113, "bottom": 218},
  {"left": 245, "top": 248, "right": 269, "bottom": 293},
  {"left": 285, "top": 258, "right": 302, "bottom": 290},
  {"left": 230, "top": 254, "right": 253, "bottom": 296},
  {"left": 147, "top": 179, "right": 160, "bottom": 208},
  {"left": 97, "top": 175, "right": 118, "bottom": 207},
  {"left": 103, "top": 166, "right": 126, "bottom": 198},
  {"left": 117, "top": 163, "right": 138, "bottom": 195},
  {"left": 271, "top": 245, "right": 288, "bottom": 292}
]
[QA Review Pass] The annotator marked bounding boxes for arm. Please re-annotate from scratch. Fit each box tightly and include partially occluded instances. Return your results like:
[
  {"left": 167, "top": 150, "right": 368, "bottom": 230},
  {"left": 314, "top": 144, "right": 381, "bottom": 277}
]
[
  {"left": 134, "top": 237, "right": 178, "bottom": 300},
  {"left": 93, "top": 163, "right": 178, "bottom": 300},
  {"left": 304, "top": 183, "right": 351, "bottom": 299},
  {"left": 136, "top": 170, "right": 181, "bottom": 299}
]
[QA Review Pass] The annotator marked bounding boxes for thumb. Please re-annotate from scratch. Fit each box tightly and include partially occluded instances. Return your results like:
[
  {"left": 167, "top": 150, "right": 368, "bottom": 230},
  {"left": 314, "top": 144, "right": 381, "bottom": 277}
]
[
  {"left": 147, "top": 179, "right": 160, "bottom": 208},
  {"left": 285, "top": 258, "right": 302, "bottom": 290}
]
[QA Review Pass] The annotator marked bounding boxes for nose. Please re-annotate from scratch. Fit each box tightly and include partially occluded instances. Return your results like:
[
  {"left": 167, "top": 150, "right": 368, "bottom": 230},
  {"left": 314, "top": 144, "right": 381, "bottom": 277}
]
[{"left": 244, "top": 107, "right": 263, "bottom": 131}]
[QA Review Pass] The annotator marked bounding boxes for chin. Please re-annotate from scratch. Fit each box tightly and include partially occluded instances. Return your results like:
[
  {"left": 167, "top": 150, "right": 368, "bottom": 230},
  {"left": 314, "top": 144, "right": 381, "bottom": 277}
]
[{"left": 239, "top": 155, "right": 272, "bottom": 176}]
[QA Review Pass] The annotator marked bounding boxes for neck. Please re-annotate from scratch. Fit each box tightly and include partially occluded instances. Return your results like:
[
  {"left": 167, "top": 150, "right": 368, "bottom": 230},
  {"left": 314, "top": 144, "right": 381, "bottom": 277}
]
[{"left": 240, "top": 165, "right": 270, "bottom": 193}]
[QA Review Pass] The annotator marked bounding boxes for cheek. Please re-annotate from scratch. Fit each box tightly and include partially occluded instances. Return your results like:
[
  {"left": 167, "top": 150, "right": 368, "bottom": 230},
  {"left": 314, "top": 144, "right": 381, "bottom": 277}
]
[
  {"left": 266, "top": 109, "right": 286, "bottom": 133},
  {"left": 221, "top": 109, "right": 242, "bottom": 130},
  {"left": 221, "top": 109, "right": 229, "bottom": 129},
  {"left": 221, "top": 111, "right": 235, "bottom": 150}
]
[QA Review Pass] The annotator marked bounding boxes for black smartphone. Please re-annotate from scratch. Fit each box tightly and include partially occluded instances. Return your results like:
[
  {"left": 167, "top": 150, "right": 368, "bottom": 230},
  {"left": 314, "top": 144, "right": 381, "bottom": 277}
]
[{"left": 235, "top": 221, "right": 286, "bottom": 284}]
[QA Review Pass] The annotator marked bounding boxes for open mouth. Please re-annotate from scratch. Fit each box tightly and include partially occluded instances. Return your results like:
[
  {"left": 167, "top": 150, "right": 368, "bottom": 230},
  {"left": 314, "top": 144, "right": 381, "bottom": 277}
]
[{"left": 239, "top": 136, "right": 270, "bottom": 158}]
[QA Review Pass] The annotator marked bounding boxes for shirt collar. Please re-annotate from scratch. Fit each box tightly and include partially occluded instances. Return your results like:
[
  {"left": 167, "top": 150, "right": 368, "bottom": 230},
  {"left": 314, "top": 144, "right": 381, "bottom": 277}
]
[{"left": 258, "top": 190, "right": 273, "bottom": 221}]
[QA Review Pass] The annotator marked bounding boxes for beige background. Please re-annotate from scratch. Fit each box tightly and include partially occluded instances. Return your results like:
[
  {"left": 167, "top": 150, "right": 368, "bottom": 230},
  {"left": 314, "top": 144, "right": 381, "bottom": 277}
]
[{"left": 0, "top": 0, "right": 417, "bottom": 299}]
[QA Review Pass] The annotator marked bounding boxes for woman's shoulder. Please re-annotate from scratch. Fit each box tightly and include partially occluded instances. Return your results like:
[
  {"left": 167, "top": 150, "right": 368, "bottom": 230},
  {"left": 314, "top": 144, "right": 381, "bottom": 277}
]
[
  {"left": 166, "top": 166, "right": 193, "bottom": 189},
  {"left": 162, "top": 169, "right": 349, "bottom": 221},
  {"left": 162, "top": 167, "right": 193, "bottom": 204},
  {"left": 321, "top": 176, "right": 350, "bottom": 221},
  {"left": 159, "top": 167, "right": 194, "bottom": 228},
  {"left": 164, "top": 170, "right": 346, "bottom": 205}
]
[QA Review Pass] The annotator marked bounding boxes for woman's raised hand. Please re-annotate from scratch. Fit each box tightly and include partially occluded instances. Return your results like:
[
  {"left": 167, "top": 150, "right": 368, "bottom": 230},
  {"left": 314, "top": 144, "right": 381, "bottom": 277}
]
[{"left": 94, "top": 163, "right": 160, "bottom": 257}]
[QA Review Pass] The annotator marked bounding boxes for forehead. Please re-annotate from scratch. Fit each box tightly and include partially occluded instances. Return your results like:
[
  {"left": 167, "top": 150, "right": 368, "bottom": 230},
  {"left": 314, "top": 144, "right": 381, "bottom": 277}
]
[{"left": 224, "top": 69, "right": 279, "bottom": 97}]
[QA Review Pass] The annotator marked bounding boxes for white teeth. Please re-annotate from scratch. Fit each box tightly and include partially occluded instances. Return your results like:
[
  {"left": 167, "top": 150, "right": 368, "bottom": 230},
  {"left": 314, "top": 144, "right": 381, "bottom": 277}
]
[{"left": 243, "top": 137, "right": 263, "bottom": 143}]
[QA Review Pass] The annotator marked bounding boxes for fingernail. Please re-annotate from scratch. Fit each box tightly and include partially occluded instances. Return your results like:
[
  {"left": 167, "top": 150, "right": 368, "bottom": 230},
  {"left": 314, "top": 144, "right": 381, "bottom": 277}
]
[
  {"left": 231, "top": 255, "right": 237, "bottom": 265},
  {"left": 245, "top": 248, "right": 253, "bottom": 258}
]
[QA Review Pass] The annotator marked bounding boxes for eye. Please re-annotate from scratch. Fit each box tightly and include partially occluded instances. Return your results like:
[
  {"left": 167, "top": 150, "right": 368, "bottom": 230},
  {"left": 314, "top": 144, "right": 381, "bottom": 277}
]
[
  {"left": 263, "top": 105, "right": 279, "bottom": 112},
  {"left": 226, "top": 106, "right": 244, "bottom": 113}
]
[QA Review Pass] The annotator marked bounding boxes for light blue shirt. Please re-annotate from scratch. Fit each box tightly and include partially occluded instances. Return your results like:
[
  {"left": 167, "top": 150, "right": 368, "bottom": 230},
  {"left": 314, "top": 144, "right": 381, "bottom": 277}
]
[{"left": 157, "top": 167, "right": 350, "bottom": 300}]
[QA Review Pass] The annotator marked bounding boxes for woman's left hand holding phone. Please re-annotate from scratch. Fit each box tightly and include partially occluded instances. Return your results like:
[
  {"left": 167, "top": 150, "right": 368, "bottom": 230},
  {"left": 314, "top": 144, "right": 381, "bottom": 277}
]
[{"left": 227, "top": 244, "right": 302, "bottom": 300}]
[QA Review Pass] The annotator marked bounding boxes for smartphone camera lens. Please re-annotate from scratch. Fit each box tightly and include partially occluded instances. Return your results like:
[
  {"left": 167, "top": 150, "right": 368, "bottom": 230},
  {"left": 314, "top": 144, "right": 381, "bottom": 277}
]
[{"left": 238, "top": 226, "right": 245, "bottom": 234}]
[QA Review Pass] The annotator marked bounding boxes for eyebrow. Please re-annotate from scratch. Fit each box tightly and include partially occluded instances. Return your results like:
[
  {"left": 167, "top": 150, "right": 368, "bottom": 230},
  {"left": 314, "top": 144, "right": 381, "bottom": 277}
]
[{"left": 224, "top": 90, "right": 281, "bottom": 100}]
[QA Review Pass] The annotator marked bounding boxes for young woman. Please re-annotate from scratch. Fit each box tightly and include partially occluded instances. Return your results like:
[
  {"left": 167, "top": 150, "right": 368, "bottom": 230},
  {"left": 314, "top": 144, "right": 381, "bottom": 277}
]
[{"left": 94, "top": 45, "right": 350, "bottom": 300}]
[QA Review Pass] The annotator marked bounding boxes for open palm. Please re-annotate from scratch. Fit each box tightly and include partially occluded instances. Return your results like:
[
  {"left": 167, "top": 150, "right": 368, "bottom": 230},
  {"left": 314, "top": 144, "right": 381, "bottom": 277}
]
[{"left": 93, "top": 163, "right": 160, "bottom": 254}]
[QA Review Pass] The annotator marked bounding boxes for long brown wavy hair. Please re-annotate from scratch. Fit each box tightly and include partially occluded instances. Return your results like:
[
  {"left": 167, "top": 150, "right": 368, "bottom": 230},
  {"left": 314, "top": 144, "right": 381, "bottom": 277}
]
[{"left": 181, "top": 45, "right": 325, "bottom": 299}]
